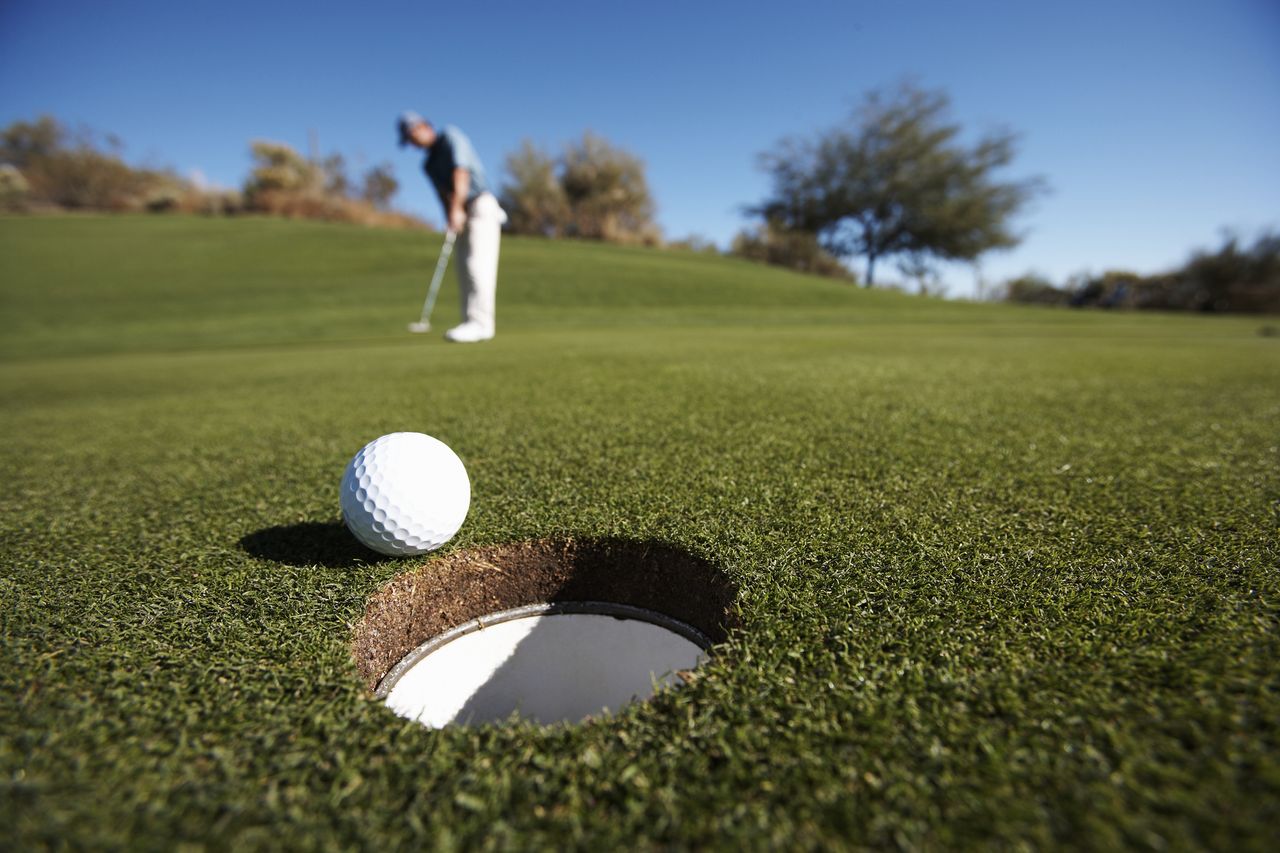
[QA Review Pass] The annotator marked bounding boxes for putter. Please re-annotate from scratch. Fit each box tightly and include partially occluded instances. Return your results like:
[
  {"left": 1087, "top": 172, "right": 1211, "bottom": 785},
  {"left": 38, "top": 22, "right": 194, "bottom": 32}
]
[{"left": 408, "top": 230, "right": 457, "bottom": 333}]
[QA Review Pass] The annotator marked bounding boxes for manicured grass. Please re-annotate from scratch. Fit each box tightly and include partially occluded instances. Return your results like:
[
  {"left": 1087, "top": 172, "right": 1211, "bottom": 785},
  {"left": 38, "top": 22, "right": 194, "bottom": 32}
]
[{"left": 2, "top": 215, "right": 1277, "bottom": 848}]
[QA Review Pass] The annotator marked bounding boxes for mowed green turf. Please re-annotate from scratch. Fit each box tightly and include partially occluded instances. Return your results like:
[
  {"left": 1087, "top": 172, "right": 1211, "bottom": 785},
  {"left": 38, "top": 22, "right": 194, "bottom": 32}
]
[{"left": 2, "top": 215, "right": 1277, "bottom": 849}]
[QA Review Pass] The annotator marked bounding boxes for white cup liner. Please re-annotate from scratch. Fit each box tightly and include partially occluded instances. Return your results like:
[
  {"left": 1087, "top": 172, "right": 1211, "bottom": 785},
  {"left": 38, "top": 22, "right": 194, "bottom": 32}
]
[{"left": 376, "top": 602, "right": 711, "bottom": 728}]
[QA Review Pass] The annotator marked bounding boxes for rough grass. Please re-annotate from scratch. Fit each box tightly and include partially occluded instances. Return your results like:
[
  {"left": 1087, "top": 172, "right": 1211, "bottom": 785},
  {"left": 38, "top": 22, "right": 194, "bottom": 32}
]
[{"left": 1, "top": 215, "right": 1277, "bottom": 849}]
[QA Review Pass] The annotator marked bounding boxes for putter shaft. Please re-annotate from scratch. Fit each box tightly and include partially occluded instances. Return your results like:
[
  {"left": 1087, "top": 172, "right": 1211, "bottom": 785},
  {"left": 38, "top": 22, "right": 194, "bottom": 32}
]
[{"left": 413, "top": 230, "right": 456, "bottom": 330}]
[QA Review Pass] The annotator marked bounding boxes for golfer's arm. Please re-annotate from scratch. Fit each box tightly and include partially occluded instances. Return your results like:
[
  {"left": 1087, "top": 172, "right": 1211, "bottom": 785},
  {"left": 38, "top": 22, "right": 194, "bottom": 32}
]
[{"left": 450, "top": 168, "right": 470, "bottom": 222}]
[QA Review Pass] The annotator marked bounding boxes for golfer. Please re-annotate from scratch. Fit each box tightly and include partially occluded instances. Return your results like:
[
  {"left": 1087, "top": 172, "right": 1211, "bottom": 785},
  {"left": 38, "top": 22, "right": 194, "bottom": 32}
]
[{"left": 399, "top": 112, "right": 506, "bottom": 343}]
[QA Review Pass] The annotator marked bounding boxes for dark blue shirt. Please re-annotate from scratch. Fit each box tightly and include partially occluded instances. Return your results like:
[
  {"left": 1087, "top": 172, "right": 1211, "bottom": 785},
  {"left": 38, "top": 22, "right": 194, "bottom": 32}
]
[{"left": 423, "top": 125, "right": 490, "bottom": 206}]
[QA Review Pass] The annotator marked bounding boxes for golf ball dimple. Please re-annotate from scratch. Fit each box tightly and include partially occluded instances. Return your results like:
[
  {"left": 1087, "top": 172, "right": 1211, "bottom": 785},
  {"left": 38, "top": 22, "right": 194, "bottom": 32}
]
[{"left": 340, "top": 432, "right": 470, "bottom": 556}]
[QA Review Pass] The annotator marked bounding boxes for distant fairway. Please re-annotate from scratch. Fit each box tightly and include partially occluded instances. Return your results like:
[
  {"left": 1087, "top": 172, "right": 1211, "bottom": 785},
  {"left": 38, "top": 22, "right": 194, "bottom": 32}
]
[{"left": 2, "top": 216, "right": 1276, "bottom": 848}]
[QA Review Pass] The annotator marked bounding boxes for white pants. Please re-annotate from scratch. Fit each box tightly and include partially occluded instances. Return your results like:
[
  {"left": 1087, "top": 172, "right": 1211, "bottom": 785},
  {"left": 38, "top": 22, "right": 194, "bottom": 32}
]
[{"left": 457, "top": 192, "right": 506, "bottom": 333}]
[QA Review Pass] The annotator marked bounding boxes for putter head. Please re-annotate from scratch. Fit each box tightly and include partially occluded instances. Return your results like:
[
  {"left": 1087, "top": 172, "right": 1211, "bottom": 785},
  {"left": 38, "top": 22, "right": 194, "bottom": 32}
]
[{"left": 407, "top": 321, "right": 431, "bottom": 334}]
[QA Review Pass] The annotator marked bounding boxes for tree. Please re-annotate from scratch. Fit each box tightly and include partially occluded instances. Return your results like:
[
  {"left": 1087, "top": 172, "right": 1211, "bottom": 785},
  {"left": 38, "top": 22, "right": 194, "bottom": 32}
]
[
  {"left": 500, "top": 140, "right": 569, "bottom": 236},
  {"left": 754, "top": 82, "right": 1044, "bottom": 286},
  {"left": 244, "top": 141, "right": 322, "bottom": 197},
  {"left": 501, "top": 133, "right": 658, "bottom": 243},
  {"left": 360, "top": 163, "right": 398, "bottom": 210},
  {"left": 1, "top": 116, "right": 63, "bottom": 169},
  {"left": 320, "top": 153, "right": 349, "bottom": 196},
  {"left": 560, "top": 132, "right": 656, "bottom": 241},
  {"left": 1177, "top": 230, "right": 1280, "bottom": 313}
]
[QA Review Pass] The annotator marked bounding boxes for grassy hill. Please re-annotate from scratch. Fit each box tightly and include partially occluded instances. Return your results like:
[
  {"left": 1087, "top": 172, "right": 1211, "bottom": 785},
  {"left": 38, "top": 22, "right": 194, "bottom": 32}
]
[{"left": 2, "top": 215, "right": 1277, "bottom": 848}]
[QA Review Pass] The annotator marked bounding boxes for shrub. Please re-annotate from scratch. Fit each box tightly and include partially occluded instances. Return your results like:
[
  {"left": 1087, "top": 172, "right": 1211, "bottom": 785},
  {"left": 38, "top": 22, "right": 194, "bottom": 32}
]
[
  {"left": 247, "top": 188, "right": 422, "bottom": 229},
  {"left": 1067, "top": 270, "right": 1142, "bottom": 308},
  {"left": 501, "top": 132, "right": 658, "bottom": 244},
  {"left": 184, "top": 189, "right": 244, "bottom": 217},
  {"left": 500, "top": 141, "right": 569, "bottom": 237},
  {"left": 0, "top": 164, "right": 29, "bottom": 211},
  {"left": 0, "top": 116, "right": 423, "bottom": 230},
  {"left": 559, "top": 132, "right": 656, "bottom": 241},
  {"left": 1175, "top": 232, "right": 1280, "bottom": 313},
  {"left": 360, "top": 164, "right": 398, "bottom": 211},
  {"left": 242, "top": 141, "right": 423, "bottom": 229},
  {"left": 667, "top": 234, "right": 720, "bottom": 254},
  {"left": 244, "top": 141, "right": 322, "bottom": 200},
  {"left": 1004, "top": 232, "right": 1280, "bottom": 314},
  {"left": 1, "top": 115, "right": 196, "bottom": 212},
  {"left": 1002, "top": 273, "right": 1068, "bottom": 305},
  {"left": 731, "top": 222, "right": 855, "bottom": 282}
]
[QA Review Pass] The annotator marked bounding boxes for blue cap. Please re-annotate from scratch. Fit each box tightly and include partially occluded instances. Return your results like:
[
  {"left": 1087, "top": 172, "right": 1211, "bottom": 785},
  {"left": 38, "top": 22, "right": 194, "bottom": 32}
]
[{"left": 398, "top": 111, "right": 427, "bottom": 146}]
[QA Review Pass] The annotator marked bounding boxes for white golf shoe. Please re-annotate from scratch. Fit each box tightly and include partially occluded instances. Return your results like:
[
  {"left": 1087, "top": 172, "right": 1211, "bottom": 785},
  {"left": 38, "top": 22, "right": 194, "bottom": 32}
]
[{"left": 444, "top": 322, "right": 494, "bottom": 343}]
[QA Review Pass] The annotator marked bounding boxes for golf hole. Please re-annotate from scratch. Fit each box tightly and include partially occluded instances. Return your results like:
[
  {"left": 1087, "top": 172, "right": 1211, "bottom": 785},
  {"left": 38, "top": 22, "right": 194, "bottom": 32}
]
[{"left": 352, "top": 539, "right": 738, "bottom": 728}]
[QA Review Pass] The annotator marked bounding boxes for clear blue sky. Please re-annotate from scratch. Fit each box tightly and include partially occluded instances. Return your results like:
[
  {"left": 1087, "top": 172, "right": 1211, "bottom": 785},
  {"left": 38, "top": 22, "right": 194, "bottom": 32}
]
[{"left": 3, "top": 0, "right": 1277, "bottom": 293}]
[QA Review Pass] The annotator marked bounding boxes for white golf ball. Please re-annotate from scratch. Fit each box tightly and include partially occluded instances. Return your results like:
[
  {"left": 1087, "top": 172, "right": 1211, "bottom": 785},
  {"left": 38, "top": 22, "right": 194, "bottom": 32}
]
[{"left": 340, "top": 432, "right": 470, "bottom": 556}]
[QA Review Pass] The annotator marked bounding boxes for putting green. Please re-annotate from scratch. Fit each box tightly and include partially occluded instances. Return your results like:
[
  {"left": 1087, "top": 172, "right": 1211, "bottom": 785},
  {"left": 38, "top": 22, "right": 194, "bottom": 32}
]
[{"left": 2, "top": 215, "right": 1276, "bottom": 848}]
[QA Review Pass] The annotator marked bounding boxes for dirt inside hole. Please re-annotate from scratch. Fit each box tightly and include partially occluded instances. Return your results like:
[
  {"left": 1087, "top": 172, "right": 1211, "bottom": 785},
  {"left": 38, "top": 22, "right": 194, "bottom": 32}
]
[{"left": 352, "top": 538, "right": 739, "bottom": 690}]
